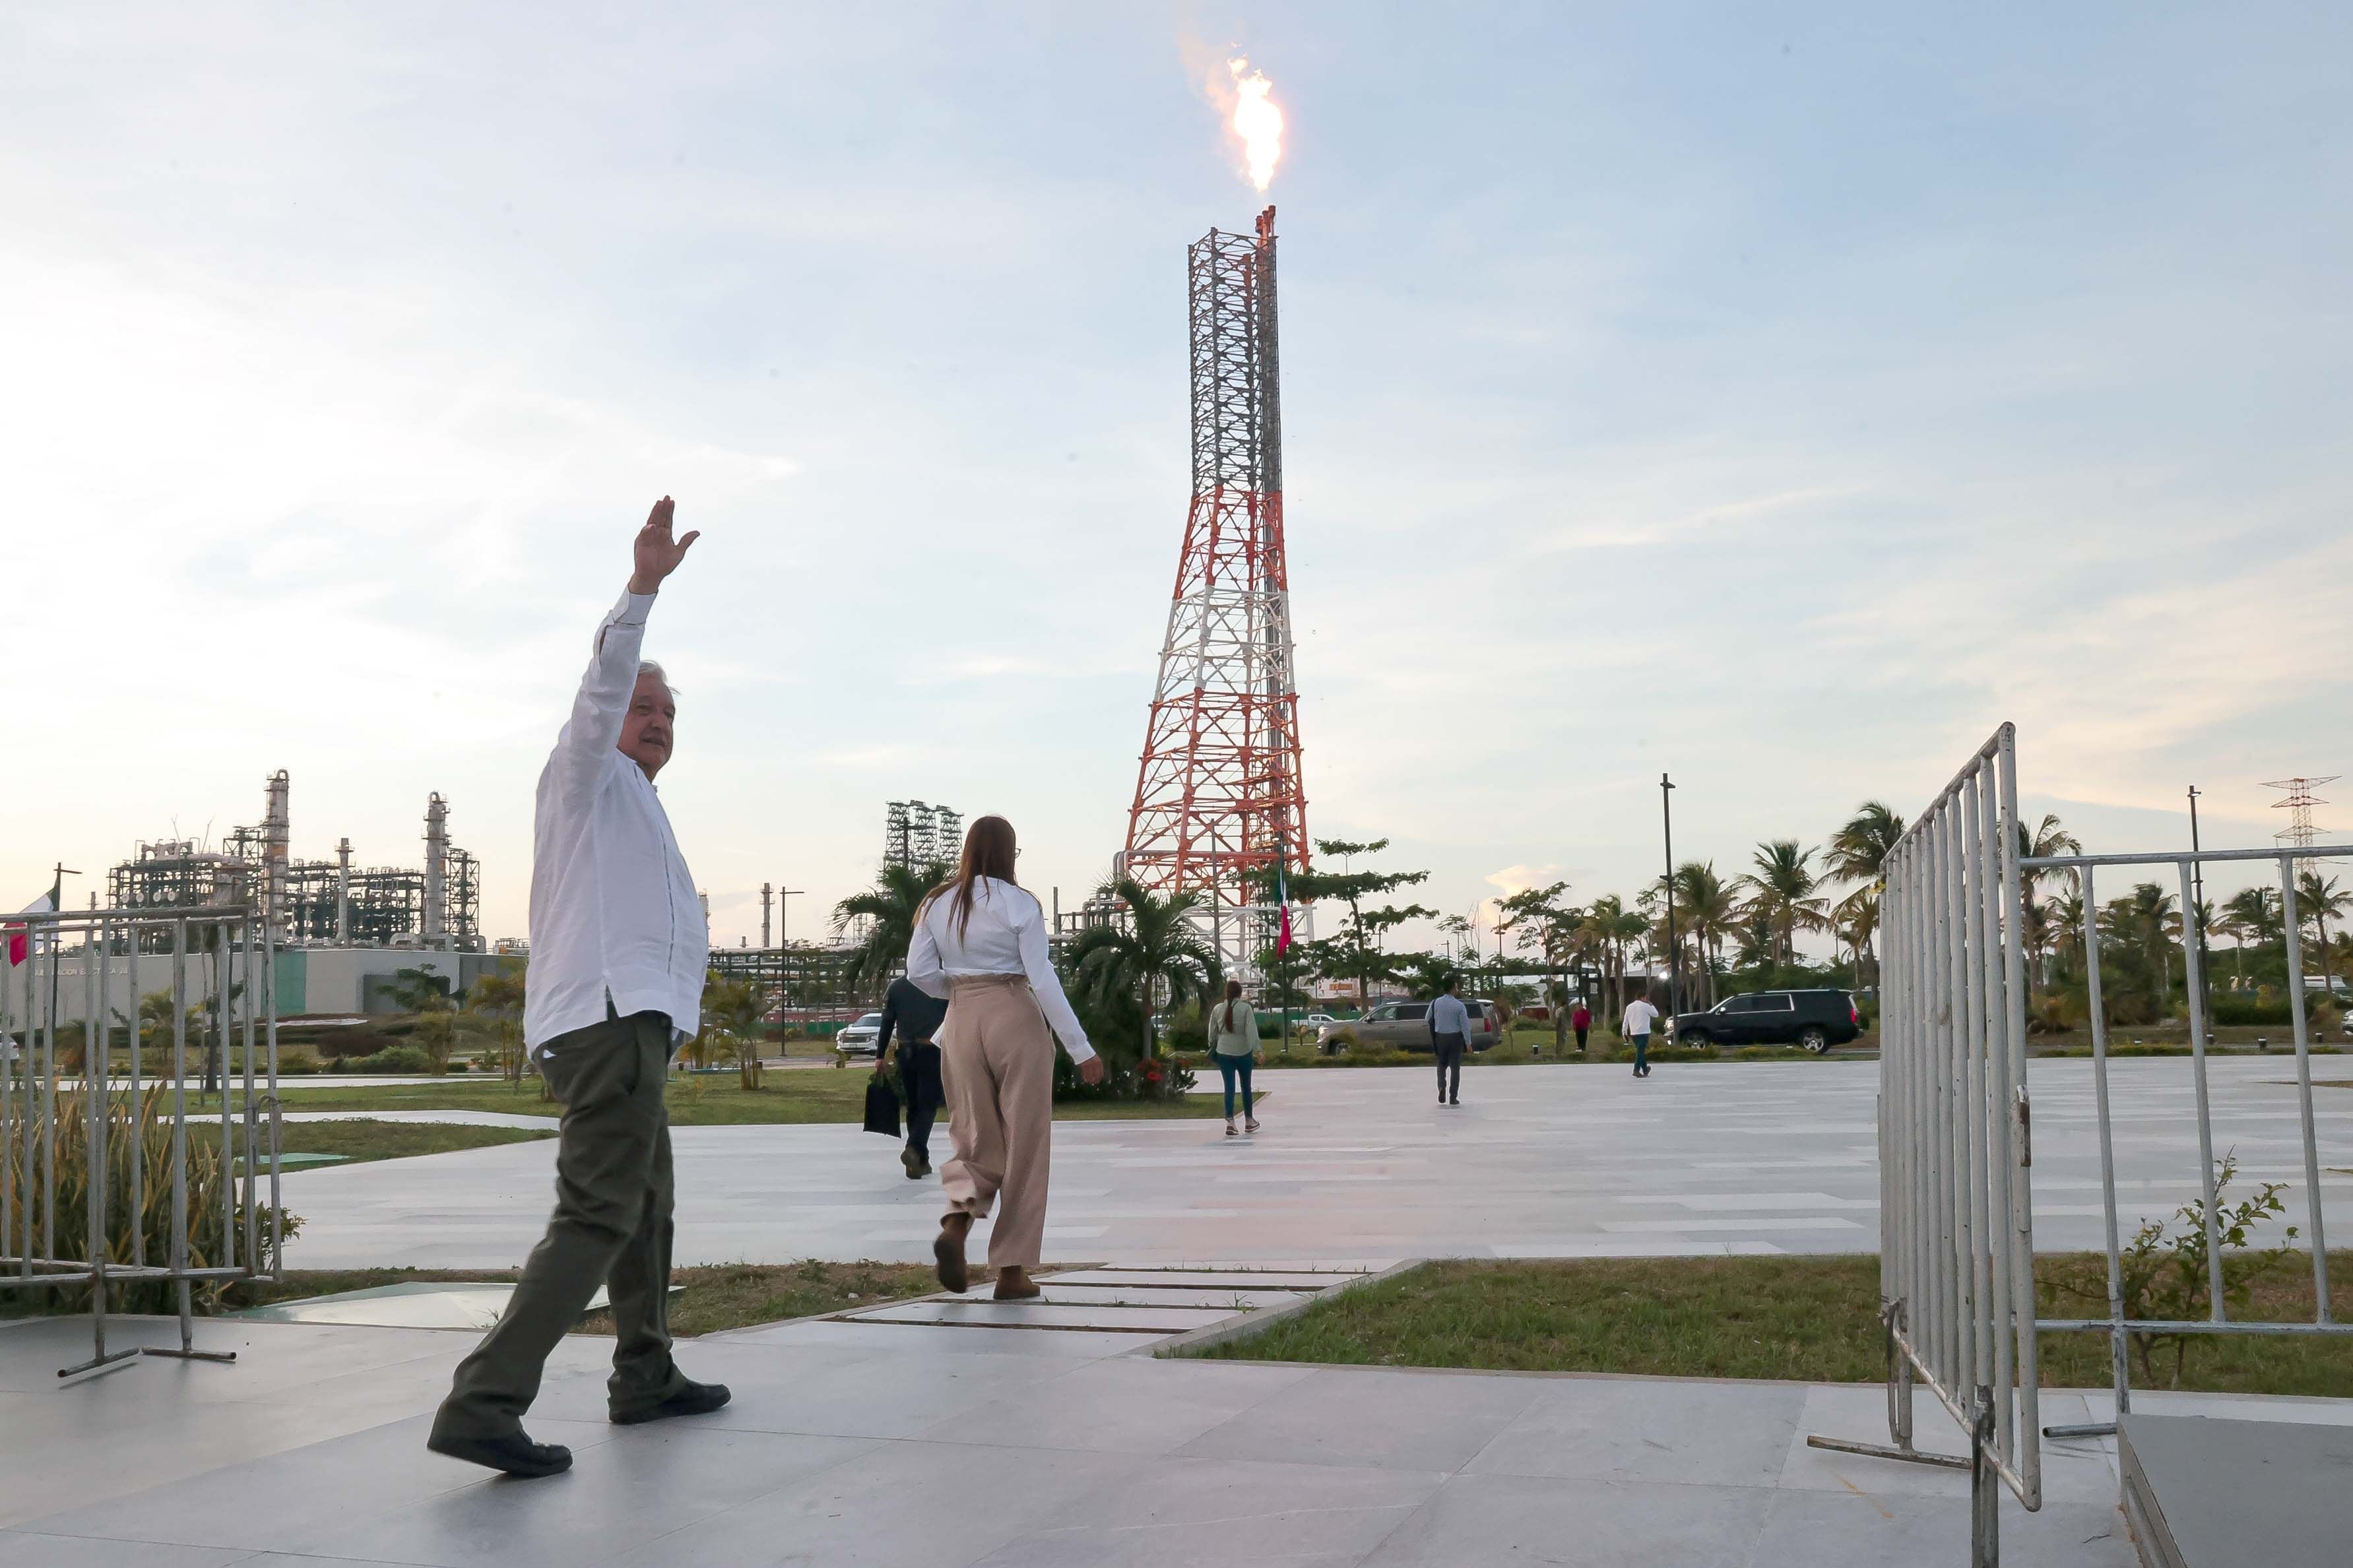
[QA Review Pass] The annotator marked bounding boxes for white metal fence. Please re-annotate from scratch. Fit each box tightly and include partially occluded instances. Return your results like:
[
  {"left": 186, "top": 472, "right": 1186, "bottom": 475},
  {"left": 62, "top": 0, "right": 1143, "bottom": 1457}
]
[
  {"left": 1, "top": 904, "right": 282, "bottom": 1378},
  {"left": 2032, "top": 842, "right": 2349, "bottom": 1435},
  {"left": 1809, "top": 722, "right": 2040, "bottom": 1564}
]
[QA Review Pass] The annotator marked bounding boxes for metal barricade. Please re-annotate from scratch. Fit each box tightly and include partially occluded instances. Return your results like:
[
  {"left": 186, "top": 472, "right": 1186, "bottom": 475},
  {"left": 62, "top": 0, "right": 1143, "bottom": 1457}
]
[
  {"left": 0, "top": 904, "right": 282, "bottom": 1378},
  {"left": 1808, "top": 723, "right": 2040, "bottom": 1566},
  {"left": 2032, "top": 843, "right": 2349, "bottom": 1440}
]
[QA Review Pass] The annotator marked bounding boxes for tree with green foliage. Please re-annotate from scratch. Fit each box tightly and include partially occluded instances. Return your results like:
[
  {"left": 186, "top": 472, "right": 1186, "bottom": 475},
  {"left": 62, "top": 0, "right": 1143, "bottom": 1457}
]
[
  {"left": 700, "top": 970, "right": 769, "bottom": 1088},
  {"left": 464, "top": 958, "right": 529, "bottom": 1085},
  {"left": 385, "top": 966, "right": 459, "bottom": 1071},
  {"left": 1670, "top": 862, "right": 1735, "bottom": 1007},
  {"left": 1824, "top": 801, "right": 1904, "bottom": 986},
  {"left": 1579, "top": 895, "right": 1648, "bottom": 1018},
  {"left": 832, "top": 860, "right": 950, "bottom": 1001},
  {"left": 2297, "top": 870, "right": 2349, "bottom": 990},
  {"left": 1497, "top": 880, "right": 1582, "bottom": 1051},
  {"left": 1289, "top": 838, "right": 1433, "bottom": 1013},
  {"left": 1066, "top": 877, "right": 1217, "bottom": 1065},
  {"left": 1735, "top": 840, "right": 1826, "bottom": 971}
]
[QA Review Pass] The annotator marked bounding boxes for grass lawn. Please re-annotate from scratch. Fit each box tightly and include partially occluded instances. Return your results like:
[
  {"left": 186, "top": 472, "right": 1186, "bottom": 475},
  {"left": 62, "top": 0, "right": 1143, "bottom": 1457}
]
[
  {"left": 216, "top": 1073, "right": 1246, "bottom": 1125},
  {"left": 253, "top": 1118, "right": 556, "bottom": 1167},
  {"left": 1186, "top": 1254, "right": 2353, "bottom": 1399},
  {"left": 209, "top": 1260, "right": 948, "bottom": 1336}
]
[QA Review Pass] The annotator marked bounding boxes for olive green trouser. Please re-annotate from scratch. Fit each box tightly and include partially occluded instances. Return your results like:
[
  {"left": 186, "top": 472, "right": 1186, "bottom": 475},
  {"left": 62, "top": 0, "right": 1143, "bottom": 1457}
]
[{"left": 434, "top": 1007, "right": 688, "bottom": 1440}]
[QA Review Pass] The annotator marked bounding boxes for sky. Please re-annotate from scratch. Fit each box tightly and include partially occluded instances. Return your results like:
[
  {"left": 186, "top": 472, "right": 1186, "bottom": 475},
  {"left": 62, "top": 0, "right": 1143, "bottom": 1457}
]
[{"left": 5, "top": 2, "right": 2350, "bottom": 955}]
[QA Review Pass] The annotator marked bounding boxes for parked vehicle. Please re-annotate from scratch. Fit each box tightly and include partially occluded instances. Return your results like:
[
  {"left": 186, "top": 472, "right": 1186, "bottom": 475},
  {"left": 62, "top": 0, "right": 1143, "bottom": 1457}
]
[
  {"left": 1320, "top": 998, "right": 1502, "bottom": 1053},
  {"left": 835, "top": 1012, "right": 885, "bottom": 1057},
  {"left": 1671, "top": 989, "right": 1860, "bottom": 1053}
]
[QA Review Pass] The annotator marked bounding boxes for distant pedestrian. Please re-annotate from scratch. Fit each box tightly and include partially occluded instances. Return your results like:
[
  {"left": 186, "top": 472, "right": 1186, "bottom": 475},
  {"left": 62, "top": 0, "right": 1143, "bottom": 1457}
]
[
  {"left": 1622, "top": 993, "right": 1660, "bottom": 1078},
  {"left": 1207, "top": 978, "right": 1262, "bottom": 1136},
  {"left": 875, "top": 974, "right": 948, "bottom": 1179},
  {"left": 1429, "top": 972, "right": 1473, "bottom": 1106},
  {"left": 909, "top": 815, "right": 1105, "bottom": 1302},
  {"left": 1571, "top": 1001, "right": 1593, "bottom": 1055}
]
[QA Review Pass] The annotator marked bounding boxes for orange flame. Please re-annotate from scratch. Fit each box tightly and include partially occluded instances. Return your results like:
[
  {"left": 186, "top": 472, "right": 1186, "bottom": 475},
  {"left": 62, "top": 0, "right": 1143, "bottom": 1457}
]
[{"left": 1228, "top": 58, "right": 1283, "bottom": 191}]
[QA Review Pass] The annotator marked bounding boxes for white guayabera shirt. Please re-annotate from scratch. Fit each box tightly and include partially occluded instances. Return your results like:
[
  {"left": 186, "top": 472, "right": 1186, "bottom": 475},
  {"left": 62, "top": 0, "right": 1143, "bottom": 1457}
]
[
  {"left": 1622, "top": 999, "right": 1659, "bottom": 1037},
  {"left": 523, "top": 590, "right": 709, "bottom": 1053}
]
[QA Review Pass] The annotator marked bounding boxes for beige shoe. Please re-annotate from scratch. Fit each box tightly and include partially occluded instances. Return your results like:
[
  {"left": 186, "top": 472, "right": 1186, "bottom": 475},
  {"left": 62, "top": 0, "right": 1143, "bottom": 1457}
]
[{"left": 993, "top": 1267, "right": 1043, "bottom": 1301}]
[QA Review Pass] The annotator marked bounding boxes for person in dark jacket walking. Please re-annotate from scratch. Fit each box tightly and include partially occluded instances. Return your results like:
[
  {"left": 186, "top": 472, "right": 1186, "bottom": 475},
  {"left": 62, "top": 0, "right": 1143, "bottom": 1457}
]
[{"left": 875, "top": 974, "right": 948, "bottom": 1178}]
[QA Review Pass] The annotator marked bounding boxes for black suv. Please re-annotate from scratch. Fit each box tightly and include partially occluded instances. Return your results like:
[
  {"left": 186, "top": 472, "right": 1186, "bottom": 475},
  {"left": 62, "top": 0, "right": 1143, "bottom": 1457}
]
[{"left": 1672, "top": 989, "right": 1860, "bottom": 1053}]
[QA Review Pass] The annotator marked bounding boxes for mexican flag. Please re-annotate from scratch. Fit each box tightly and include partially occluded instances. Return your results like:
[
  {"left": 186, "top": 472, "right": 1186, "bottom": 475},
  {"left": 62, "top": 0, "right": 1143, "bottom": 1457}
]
[
  {"left": 6, "top": 890, "right": 55, "bottom": 967},
  {"left": 1275, "top": 865, "right": 1293, "bottom": 955}
]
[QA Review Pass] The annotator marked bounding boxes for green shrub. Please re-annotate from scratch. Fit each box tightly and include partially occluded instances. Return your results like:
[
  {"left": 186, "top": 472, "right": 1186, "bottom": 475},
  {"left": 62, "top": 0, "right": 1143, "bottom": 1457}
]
[
  {"left": 356, "top": 1044, "right": 431, "bottom": 1074},
  {"left": 0, "top": 1086, "right": 299, "bottom": 1313},
  {"left": 277, "top": 1050, "right": 323, "bottom": 1075}
]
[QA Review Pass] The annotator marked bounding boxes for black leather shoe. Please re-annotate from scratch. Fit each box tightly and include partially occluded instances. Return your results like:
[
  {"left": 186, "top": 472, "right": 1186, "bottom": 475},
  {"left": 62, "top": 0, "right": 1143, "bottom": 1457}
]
[
  {"left": 612, "top": 1379, "right": 732, "bottom": 1426},
  {"left": 427, "top": 1429, "right": 573, "bottom": 1478}
]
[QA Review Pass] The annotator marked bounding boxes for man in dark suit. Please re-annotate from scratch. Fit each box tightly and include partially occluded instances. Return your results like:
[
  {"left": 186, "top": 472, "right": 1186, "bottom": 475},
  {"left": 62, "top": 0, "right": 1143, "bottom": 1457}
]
[{"left": 875, "top": 974, "right": 948, "bottom": 1177}]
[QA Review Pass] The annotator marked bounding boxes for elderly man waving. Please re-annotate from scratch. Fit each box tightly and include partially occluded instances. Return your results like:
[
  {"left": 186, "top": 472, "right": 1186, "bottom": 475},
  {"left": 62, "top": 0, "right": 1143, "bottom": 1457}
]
[{"left": 430, "top": 498, "right": 724, "bottom": 1477}]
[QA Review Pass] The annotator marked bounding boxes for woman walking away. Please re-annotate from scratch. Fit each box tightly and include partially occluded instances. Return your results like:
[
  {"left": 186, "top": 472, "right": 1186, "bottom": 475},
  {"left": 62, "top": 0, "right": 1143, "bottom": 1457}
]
[
  {"left": 909, "top": 816, "right": 1105, "bottom": 1301},
  {"left": 1208, "top": 978, "right": 1261, "bottom": 1136}
]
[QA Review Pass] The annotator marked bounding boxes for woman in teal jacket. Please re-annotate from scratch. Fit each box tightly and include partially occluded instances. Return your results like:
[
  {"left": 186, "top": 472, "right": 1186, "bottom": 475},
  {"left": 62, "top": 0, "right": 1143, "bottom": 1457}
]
[{"left": 1207, "top": 978, "right": 1262, "bottom": 1137}]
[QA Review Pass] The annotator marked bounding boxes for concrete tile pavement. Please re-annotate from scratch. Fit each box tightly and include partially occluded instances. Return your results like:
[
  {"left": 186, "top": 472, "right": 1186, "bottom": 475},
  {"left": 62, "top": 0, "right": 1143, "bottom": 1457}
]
[
  {"left": 0, "top": 1309, "right": 2234, "bottom": 1566},
  {"left": 276, "top": 1057, "right": 2353, "bottom": 1270}
]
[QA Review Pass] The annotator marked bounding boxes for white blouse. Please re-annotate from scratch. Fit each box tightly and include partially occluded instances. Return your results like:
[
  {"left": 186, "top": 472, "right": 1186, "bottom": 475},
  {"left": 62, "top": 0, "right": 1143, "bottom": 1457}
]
[{"left": 907, "top": 877, "right": 1095, "bottom": 1064}]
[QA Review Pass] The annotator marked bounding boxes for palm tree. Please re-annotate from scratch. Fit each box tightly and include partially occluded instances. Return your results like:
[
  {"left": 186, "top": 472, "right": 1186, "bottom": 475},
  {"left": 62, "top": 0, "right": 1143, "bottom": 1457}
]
[
  {"left": 1825, "top": 801, "right": 1905, "bottom": 984},
  {"left": 2222, "top": 886, "right": 2280, "bottom": 991},
  {"left": 1673, "top": 862, "right": 1734, "bottom": 1007},
  {"left": 1834, "top": 891, "right": 1880, "bottom": 987},
  {"left": 1067, "top": 878, "right": 1218, "bottom": 1061},
  {"left": 1735, "top": 840, "right": 1826, "bottom": 970},
  {"left": 831, "top": 860, "right": 949, "bottom": 1000},
  {"left": 699, "top": 972, "right": 769, "bottom": 1088},
  {"left": 2296, "top": 871, "right": 2349, "bottom": 979},
  {"left": 2015, "top": 813, "right": 2081, "bottom": 984},
  {"left": 2107, "top": 883, "right": 2180, "bottom": 999},
  {"left": 464, "top": 959, "right": 529, "bottom": 1085},
  {"left": 1581, "top": 896, "right": 1647, "bottom": 1017}
]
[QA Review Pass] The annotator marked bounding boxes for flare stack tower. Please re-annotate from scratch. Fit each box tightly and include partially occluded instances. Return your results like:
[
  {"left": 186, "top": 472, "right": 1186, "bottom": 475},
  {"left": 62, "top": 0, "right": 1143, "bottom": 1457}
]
[{"left": 1121, "top": 206, "right": 1310, "bottom": 973}]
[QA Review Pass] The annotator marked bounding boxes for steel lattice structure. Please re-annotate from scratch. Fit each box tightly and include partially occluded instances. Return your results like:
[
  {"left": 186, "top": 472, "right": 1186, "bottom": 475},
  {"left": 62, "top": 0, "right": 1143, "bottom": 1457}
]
[{"left": 1122, "top": 206, "right": 1309, "bottom": 971}]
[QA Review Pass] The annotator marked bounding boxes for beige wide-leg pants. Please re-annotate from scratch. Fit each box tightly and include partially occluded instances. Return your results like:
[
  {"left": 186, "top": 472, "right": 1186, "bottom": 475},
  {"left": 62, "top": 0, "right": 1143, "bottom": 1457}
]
[{"left": 938, "top": 974, "right": 1056, "bottom": 1269}]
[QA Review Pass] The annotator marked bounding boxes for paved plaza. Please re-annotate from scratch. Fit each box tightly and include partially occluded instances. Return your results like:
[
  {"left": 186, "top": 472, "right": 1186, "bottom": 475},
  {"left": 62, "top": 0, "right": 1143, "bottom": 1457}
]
[
  {"left": 24, "top": 1302, "right": 2337, "bottom": 1567},
  {"left": 280, "top": 1057, "right": 2353, "bottom": 1270},
  {"left": 5, "top": 1054, "right": 2347, "bottom": 1565}
]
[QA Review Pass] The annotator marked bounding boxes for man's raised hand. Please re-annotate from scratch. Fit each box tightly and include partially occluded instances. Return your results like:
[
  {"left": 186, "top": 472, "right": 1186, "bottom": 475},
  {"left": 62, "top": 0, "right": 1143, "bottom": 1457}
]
[{"left": 627, "top": 496, "right": 700, "bottom": 594}]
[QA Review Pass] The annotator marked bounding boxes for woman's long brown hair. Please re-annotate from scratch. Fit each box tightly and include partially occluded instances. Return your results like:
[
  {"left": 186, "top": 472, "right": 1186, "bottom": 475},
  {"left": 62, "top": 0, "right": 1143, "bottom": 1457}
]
[
  {"left": 1221, "top": 977, "right": 1242, "bottom": 1034},
  {"left": 931, "top": 815, "right": 1019, "bottom": 941}
]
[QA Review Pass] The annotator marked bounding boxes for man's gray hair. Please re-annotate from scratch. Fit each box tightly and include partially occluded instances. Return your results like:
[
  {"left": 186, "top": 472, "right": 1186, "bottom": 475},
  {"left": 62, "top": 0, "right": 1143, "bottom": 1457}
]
[{"left": 637, "top": 660, "right": 678, "bottom": 699}]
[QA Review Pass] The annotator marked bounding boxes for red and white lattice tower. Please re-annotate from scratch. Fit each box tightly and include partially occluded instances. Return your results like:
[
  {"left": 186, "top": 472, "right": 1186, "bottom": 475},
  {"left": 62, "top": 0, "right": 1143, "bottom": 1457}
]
[{"left": 1122, "top": 206, "right": 1310, "bottom": 972}]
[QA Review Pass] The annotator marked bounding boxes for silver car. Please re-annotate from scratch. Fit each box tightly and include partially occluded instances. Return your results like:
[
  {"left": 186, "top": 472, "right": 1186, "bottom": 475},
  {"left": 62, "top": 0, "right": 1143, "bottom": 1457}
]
[
  {"left": 835, "top": 1013, "right": 884, "bottom": 1057},
  {"left": 1320, "top": 999, "right": 1500, "bottom": 1052}
]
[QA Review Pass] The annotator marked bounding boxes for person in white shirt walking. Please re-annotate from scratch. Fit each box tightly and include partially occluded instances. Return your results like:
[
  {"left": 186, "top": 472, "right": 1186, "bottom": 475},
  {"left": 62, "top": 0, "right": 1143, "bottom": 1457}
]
[
  {"left": 1429, "top": 973, "right": 1475, "bottom": 1106},
  {"left": 1622, "top": 992, "right": 1661, "bottom": 1079},
  {"left": 909, "top": 816, "right": 1105, "bottom": 1301},
  {"left": 430, "top": 499, "right": 725, "bottom": 1478}
]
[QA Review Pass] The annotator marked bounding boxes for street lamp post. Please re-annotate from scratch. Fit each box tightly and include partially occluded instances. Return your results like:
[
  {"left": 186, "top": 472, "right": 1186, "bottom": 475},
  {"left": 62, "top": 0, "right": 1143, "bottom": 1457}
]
[
  {"left": 2188, "top": 787, "right": 2212, "bottom": 1027},
  {"left": 1660, "top": 775, "right": 1679, "bottom": 1023},
  {"left": 776, "top": 887, "right": 806, "bottom": 947}
]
